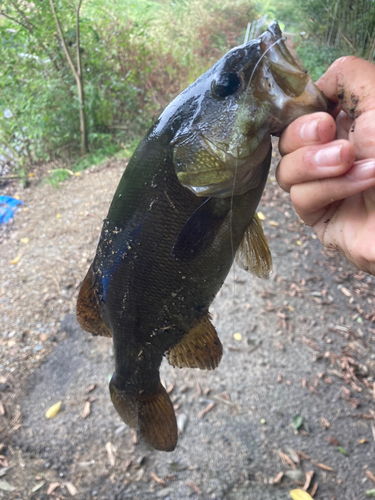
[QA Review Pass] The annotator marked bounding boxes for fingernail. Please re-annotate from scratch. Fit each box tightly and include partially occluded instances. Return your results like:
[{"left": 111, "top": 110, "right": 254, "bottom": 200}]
[
  {"left": 314, "top": 145, "right": 342, "bottom": 166},
  {"left": 300, "top": 120, "right": 319, "bottom": 142},
  {"left": 346, "top": 160, "right": 375, "bottom": 180}
]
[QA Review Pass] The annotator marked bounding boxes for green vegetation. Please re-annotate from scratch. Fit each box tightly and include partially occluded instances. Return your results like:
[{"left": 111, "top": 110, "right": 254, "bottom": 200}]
[
  {"left": 261, "top": 0, "right": 375, "bottom": 81},
  {"left": 2, "top": 0, "right": 374, "bottom": 183},
  {"left": 0, "top": 0, "right": 257, "bottom": 179}
]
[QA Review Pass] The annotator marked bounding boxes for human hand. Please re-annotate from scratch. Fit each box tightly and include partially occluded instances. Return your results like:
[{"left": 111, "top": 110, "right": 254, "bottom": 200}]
[{"left": 276, "top": 56, "right": 375, "bottom": 275}]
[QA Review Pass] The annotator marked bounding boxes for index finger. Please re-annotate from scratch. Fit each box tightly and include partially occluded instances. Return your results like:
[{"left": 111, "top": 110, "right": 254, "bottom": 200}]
[
  {"left": 279, "top": 112, "right": 336, "bottom": 156},
  {"left": 317, "top": 56, "right": 375, "bottom": 117}
]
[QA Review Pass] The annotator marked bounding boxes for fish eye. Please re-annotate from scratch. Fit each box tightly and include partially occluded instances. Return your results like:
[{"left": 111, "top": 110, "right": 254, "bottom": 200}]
[{"left": 211, "top": 73, "right": 241, "bottom": 98}]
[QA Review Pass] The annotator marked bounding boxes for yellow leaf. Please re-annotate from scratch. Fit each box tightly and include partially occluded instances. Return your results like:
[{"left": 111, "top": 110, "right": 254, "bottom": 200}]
[
  {"left": 56, "top": 213, "right": 61, "bottom": 219},
  {"left": 233, "top": 333, "right": 242, "bottom": 341},
  {"left": 28, "top": 172, "right": 34, "bottom": 177},
  {"left": 257, "top": 212, "right": 266, "bottom": 221},
  {"left": 290, "top": 490, "right": 314, "bottom": 500},
  {"left": 20, "top": 237, "right": 29, "bottom": 244},
  {"left": 74, "top": 172, "right": 81, "bottom": 176},
  {"left": 270, "top": 176, "right": 276, "bottom": 182},
  {"left": 269, "top": 220, "right": 279, "bottom": 226},
  {"left": 287, "top": 305, "right": 295, "bottom": 312},
  {"left": 358, "top": 438, "right": 368, "bottom": 444},
  {"left": 296, "top": 240, "right": 302, "bottom": 246},
  {"left": 10, "top": 254, "right": 22, "bottom": 265},
  {"left": 46, "top": 401, "right": 62, "bottom": 419},
  {"left": 14, "top": 194, "right": 20, "bottom": 199}
]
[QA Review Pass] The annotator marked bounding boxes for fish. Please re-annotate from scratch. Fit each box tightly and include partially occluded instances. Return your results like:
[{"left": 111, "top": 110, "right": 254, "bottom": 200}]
[{"left": 76, "top": 22, "right": 328, "bottom": 452}]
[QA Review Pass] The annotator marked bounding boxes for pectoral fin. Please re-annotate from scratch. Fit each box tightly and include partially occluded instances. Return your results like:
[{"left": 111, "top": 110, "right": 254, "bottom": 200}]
[
  {"left": 76, "top": 265, "right": 112, "bottom": 337},
  {"left": 235, "top": 213, "right": 272, "bottom": 278},
  {"left": 166, "top": 314, "right": 223, "bottom": 370},
  {"left": 171, "top": 198, "right": 229, "bottom": 260}
]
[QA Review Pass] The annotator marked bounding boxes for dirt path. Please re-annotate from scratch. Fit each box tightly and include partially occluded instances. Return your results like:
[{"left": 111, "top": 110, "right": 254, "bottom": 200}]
[{"left": 1, "top": 148, "right": 375, "bottom": 500}]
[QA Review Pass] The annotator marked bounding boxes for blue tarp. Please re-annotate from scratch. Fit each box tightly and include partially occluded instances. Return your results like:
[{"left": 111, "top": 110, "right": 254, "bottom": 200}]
[{"left": 0, "top": 195, "right": 24, "bottom": 225}]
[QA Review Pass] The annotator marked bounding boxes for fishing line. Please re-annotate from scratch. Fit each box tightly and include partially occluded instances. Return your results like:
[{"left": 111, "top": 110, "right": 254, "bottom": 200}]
[
  {"left": 229, "top": 153, "right": 239, "bottom": 336},
  {"left": 245, "top": 38, "right": 283, "bottom": 95}
]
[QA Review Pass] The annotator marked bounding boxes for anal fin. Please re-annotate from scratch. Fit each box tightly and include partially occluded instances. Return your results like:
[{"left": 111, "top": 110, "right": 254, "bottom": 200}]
[
  {"left": 235, "top": 213, "right": 272, "bottom": 278},
  {"left": 76, "top": 265, "right": 112, "bottom": 337},
  {"left": 166, "top": 314, "right": 223, "bottom": 370}
]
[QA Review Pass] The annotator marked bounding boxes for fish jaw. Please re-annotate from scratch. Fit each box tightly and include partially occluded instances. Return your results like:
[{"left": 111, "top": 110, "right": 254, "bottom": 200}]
[{"left": 255, "top": 22, "right": 329, "bottom": 134}]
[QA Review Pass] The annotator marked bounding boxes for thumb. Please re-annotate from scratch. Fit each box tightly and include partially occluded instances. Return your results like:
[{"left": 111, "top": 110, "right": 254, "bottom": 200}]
[{"left": 316, "top": 56, "right": 375, "bottom": 117}]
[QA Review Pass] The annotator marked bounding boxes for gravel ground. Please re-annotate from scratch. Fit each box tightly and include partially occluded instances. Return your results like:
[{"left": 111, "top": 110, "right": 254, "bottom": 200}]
[{"left": 1, "top": 145, "right": 375, "bottom": 500}]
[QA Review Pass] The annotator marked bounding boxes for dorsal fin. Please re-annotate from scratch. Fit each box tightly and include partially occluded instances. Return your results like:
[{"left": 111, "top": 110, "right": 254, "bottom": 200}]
[
  {"left": 235, "top": 213, "right": 272, "bottom": 278},
  {"left": 166, "top": 313, "right": 223, "bottom": 370},
  {"left": 76, "top": 265, "right": 112, "bottom": 337}
]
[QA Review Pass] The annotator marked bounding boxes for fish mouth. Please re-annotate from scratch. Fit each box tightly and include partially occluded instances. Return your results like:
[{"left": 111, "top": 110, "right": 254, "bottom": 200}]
[{"left": 254, "top": 22, "right": 328, "bottom": 133}]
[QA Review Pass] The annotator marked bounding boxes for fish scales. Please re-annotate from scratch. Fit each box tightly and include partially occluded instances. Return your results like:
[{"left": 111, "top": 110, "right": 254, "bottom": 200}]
[{"left": 77, "top": 22, "right": 328, "bottom": 451}]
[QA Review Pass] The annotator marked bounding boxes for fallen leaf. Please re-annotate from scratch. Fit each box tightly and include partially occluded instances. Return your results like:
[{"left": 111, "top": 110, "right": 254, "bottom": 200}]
[
  {"left": 326, "top": 436, "right": 340, "bottom": 446},
  {"left": 0, "top": 402, "right": 4, "bottom": 416},
  {"left": 185, "top": 481, "right": 202, "bottom": 495},
  {"left": 337, "top": 446, "right": 347, "bottom": 455},
  {"left": 56, "top": 213, "right": 61, "bottom": 219},
  {"left": 296, "top": 240, "right": 302, "bottom": 246},
  {"left": 303, "top": 470, "right": 314, "bottom": 491},
  {"left": 150, "top": 472, "right": 165, "bottom": 485},
  {"left": 81, "top": 401, "right": 90, "bottom": 419},
  {"left": 320, "top": 417, "right": 330, "bottom": 428},
  {"left": 341, "top": 287, "right": 352, "bottom": 297},
  {"left": 310, "top": 460, "right": 334, "bottom": 472},
  {"left": 64, "top": 481, "right": 78, "bottom": 496},
  {"left": 269, "top": 220, "right": 279, "bottom": 226},
  {"left": 358, "top": 438, "right": 368, "bottom": 444},
  {"left": 45, "top": 401, "right": 62, "bottom": 419},
  {"left": 293, "top": 414, "right": 304, "bottom": 431},
  {"left": 233, "top": 333, "right": 242, "bottom": 341},
  {"left": 290, "top": 489, "right": 313, "bottom": 500},
  {"left": 85, "top": 384, "right": 96, "bottom": 394},
  {"left": 10, "top": 255, "right": 22, "bottom": 265},
  {"left": 366, "top": 490, "right": 375, "bottom": 497},
  {"left": 0, "top": 468, "right": 8, "bottom": 477},
  {"left": 20, "top": 238, "right": 29, "bottom": 244},
  {"left": 31, "top": 481, "right": 45, "bottom": 492},
  {"left": 198, "top": 402, "right": 215, "bottom": 419},
  {"left": 257, "top": 212, "right": 266, "bottom": 221},
  {"left": 366, "top": 471, "right": 375, "bottom": 484},
  {"left": 273, "top": 471, "right": 284, "bottom": 484},
  {"left": 106, "top": 441, "right": 116, "bottom": 467},
  {"left": 279, "top": 451, "right": 296, "bottom": 469},
  {"left": 47, "top": 482, "right": 60, "bottom": 495},
  {"left": 0, "top": 480, "right": 16, "bottom": 491},
  {"left": 309, "top": 482, "right": 318, "bottom": 497},
  {"left": 285, "top": 470, "right": 305, "bottom": 483}
]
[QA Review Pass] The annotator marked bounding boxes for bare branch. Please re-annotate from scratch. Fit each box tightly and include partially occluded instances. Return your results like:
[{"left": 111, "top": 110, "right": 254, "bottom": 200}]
[
  {"left": 49, "top": 0, "right": 79, "bottom": 82},
  {"left": 76, "top": 0, "right": 83, "bottom": 78},
  {"left": 0, "top": 11, "right": 30, "bottom": 31}
]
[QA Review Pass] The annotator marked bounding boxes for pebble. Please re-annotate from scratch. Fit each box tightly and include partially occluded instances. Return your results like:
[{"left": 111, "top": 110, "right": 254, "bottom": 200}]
[
  {"left": 177, "top": 413, "right": 188, "bottom": 434},
  {"left": 156, "top": 487, "right": 173, "bottom": 498}
]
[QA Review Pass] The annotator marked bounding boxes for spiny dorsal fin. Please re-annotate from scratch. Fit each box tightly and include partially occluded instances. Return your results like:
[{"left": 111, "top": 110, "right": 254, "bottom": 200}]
[
  {"left": 235, "top": 213, "right": 272, "bottom": 279},
  {"left": 76, "top": 265, "right": 112, "bottom": 337},
  {"left": 166, "top": 314, "right": 223, "bottom": 370}
]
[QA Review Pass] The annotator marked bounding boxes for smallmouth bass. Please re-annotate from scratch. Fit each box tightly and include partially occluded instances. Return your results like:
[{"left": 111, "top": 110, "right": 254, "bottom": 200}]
[{"left": 77, "top": 23, "right": 327, "bottom": 451}]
